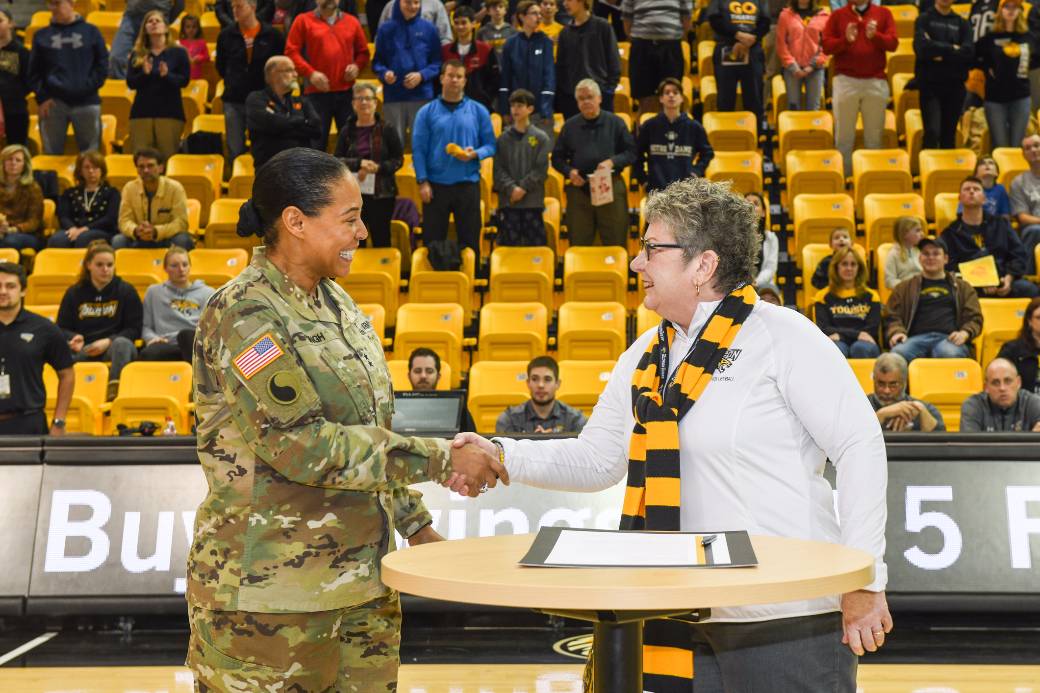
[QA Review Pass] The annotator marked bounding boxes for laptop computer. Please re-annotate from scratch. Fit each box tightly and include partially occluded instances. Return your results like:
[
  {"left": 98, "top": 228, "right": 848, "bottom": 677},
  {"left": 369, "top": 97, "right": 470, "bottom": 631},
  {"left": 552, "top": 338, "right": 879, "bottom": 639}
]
[{"left": 391, "top": 390, "right": 466, "bottom": 438}]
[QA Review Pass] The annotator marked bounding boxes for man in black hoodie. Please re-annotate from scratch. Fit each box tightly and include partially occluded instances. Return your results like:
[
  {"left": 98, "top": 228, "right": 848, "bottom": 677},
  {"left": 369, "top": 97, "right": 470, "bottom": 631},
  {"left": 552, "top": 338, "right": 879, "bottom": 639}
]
[
  {"left": 28, "top": 0, "right": 108, "bottom": 155},
  {"left": 217, "top": 0, "right": 285, "bottom": 163},
  {"left": 913, "top": 0, "right": 973, "bottom": 149}
]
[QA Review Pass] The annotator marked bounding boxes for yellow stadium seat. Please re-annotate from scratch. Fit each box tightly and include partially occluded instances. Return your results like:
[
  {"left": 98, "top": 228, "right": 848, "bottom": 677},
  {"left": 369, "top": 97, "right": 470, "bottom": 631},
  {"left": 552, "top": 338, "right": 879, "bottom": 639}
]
[
  {"left": 891, "top": 73, "right": 918, "bottom": 137},
  {"left": 557, "top": 359, "right": 615, "bottom": 416},
  {"left": 228, "top": 155, "right": 255, "bottom": 199},
  {"left": 337, "top": 247, "right": 401, "bottom": 327},
  {"left": 478, "top": 302, "right": 548, "bottom": 362},
  {"left": 557, "top": 301, "right": 627, "bottom": 361},
  {"left": 890, "top": 4, "right": 918, "bottom": 37},
  {"left": 24, "top": 11, "right": 52, "bottom": 47},
  {"left": 907, "top": 358, "right": 982, "bottom": 432},
  {"left": 394, "top": 303, "right": 464, "bottom": 388},
  {"left": 919, "top": 149, "right": 976, "bottom": 220},
  {"left": 886, "top": 39, "right": 915, "bottom": 81},
  {"left": 86, "top": 11, "right": 122, "bottom": 45},
  {"left": 792, "top": 193, "right": 856, "bottom": 258},
  {"left": 800, "top": 242, "right": 867, "bottom": 313},
  {"left": 777, "top": 111, "right": 833, "bottom": 172},
  {"left": 563, "top": 246, "right": 628, "bottom": 304},
  {"left": 636, "top": 304, "right": 662, "bottom": 335},
  {"left": 854, "top": 109, "right": 898, "bottom": 150},
  {"left": 192, "top": 114, "right": 227, "bottom": 157},
  {"left": 189, "top": 248, "right": 248, "bottom": 288},
  {"left": 116, "top": 248, "right": 166, "bottom": 299},
  {"left": 395, "top": 169, "right": 421, "bottom": 209},
  {"left": 770, "top": 73, "right": 787, "bottom": 126},
  {"left": 863, "top": 193, "right": 925, "bottom": 257},
  {"left": 934, "top": 192, "right": 960, "bottom": 234},
  {"left": 106, "top": 361, "right": 194, "bottom": 434},
  {"left": 26, "top": 304, "right": 59, "bottom": 321},
  {"left": 106, "top": 154, "right": 139, "bottom": 191},
  {"left": 202, "top": 198, "right": 249, "bottom": 250},
  {"left": 852, "top": 149, "right": 912, "bottom": 214},
  {"left": 705, "top": 150, "right": 763, "bottom": 195},
  {"left": 904, "top": 109, "right": 923, "bottom": 175},
  {"left": 697, "top": 76, "right": 743, "bottom": 113},
  {"left": 698, "top": 40, "right": 715, "bottom": 77},
  {"left": 44, "top": 362, "right": 108, "bottom": 435},
  {"left": 847, "top": 358, "right": 876, "bottom": 395},
  {"left": 166, "top": 154, "right": 223, "bottom": 226},
  {"left": 410, "top": 246, "right": 475, "bottom": 325},
  {"left": 951, "top": 3, "right": 970, "bottom": 17},
  {"left": 0, "top": 248, "right": 18, "bottom": 264},
  {"left": 488, "top": 246, "right": 555, "bottom": 314},
  {"left": 467, "top": 361, "right": 531, "bottom": 432},
  {"left": 702, "top": 111, "right": 758, "bottom": 152},
  {"left": 385, "top": 359, "right": 452, "bottom": 391},
  {"left": 211, "top": 80, "right": 225, "bottom": 115},
  {"left": 785, "top": 149, "right": 845, "bottom": 200},
  {"left": 99, "top": 80, "right": 134, "bottom": 144},
  {"left": 543, "top": 197, "right": 562, "bottom": 253},
  {"left": 26, "top": 249, "right": 86, "bottom": 305},
  {"left": 32, "top": 155, "right": 77, "bottom": 190},
  {"left": 186, "top": 198, "right": 202, "bottom": 236},
  {"left": 876, "top": 243, "right": 895, "bottom": 304},
  {"left": 42, "top": 198, "right": 56, "bottom": 232},
  {"left": 992, "top": 147, "right": 1028, "bottom": 190},
  {"left": 200, "top": 11, "right": 222, "bottom": 40},
  {"left": 978, "top": 298, "right": 1030, "bottom": 368}
]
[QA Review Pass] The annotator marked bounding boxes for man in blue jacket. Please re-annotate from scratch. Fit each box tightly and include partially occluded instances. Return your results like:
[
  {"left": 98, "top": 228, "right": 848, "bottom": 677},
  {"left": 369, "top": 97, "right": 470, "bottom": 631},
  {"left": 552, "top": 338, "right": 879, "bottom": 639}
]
[
  {"left": 373, "top": 0, "right": 442, "bottom": 144},
  {"left": 497, "top": 0, "right": 555, "bottom": 134},
  {"left": 28, "top": 0, "right": 108, "bottom": 155},
  {"left": 413, "top": 60, "right": 496, "bottom": 259}
]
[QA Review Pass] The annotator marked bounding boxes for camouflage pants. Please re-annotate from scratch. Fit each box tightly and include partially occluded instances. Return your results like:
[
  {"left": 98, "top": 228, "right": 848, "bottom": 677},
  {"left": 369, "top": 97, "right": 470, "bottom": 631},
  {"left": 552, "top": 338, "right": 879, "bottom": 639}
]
[{"left": 187, "top": 593, "right": 401, "bottom": 693}]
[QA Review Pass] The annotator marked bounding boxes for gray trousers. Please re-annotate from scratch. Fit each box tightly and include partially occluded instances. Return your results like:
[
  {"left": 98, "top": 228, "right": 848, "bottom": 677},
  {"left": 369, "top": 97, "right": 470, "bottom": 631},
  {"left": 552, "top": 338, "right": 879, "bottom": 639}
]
[
  {"left": 382, "top": 100, "right": 427, "bottom": 148},
  {"left": 223, "top": 101, "right": 248, "bottom": 163},
  {"left": 39, "top": 101, "right": 101, "bottom": 155},
  {"left": 73, "top": 335, "right": 138, "bottom": 382},
  {"left": 690, "top": 612, "right": 857, "bottom": 693}
]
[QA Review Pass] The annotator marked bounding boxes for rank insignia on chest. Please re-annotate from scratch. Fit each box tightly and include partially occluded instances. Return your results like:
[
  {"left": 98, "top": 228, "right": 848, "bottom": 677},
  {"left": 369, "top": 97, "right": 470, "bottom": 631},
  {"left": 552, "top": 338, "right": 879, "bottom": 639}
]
[{"left": 234, "top": 334, "right": 284, "bottom": 379}]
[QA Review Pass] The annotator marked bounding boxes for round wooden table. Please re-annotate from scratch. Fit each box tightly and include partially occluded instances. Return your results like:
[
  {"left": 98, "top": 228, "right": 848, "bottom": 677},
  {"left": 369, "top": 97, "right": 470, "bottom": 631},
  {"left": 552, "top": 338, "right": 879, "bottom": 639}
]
[{"left": 382, "top": 533, "right": 875, "bottom": 693}]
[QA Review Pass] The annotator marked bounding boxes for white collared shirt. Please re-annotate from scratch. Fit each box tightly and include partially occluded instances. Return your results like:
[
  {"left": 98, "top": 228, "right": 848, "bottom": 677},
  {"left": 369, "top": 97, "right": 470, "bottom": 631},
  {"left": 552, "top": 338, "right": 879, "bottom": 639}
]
[{"left": 498, "top": 300, "right": 888, "bottom": 622}]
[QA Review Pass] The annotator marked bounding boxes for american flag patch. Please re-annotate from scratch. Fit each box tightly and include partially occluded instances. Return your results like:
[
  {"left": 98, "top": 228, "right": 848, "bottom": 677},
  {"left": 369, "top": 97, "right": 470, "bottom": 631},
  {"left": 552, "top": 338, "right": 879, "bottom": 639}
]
[{"left": 233, "top": 334, "right": 284, "bottom": 379}]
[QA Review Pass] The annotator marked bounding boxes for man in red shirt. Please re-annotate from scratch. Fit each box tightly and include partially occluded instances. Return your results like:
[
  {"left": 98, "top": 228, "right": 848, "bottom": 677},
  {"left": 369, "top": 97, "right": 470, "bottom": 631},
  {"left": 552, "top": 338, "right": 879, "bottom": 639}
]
[
  {"left": 285, "top": 0, "right": 369, "bottom": 148},
  {"left": 822, "top": 0, "right": 898, "bottom": 173}
]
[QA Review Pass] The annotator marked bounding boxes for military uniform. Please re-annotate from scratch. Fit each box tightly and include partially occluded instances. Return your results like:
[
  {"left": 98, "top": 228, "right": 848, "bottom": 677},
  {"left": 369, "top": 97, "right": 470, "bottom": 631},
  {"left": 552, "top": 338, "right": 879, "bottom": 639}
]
[{"left": 187, "top": 247, "right": 454, "bottom": 692}]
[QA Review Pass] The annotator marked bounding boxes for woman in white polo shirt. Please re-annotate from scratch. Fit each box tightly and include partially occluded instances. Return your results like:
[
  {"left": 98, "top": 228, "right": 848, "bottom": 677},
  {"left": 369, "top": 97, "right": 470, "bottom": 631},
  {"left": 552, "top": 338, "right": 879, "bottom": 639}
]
[{"left": 453, "top": 176, "right": 891, "bottom": 693}]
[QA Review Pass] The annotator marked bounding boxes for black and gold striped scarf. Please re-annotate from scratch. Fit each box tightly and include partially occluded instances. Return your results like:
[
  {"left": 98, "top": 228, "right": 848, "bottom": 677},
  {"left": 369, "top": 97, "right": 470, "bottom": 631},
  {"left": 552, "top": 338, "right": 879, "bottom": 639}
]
[{"left": 617, "top": 284, "right": 756, "bottom": 692}]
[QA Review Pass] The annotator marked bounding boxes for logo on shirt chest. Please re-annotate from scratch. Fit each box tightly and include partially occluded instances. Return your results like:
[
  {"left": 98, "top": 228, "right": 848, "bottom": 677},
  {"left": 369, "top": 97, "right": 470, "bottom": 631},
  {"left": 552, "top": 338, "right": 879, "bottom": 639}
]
[
  {"left": 20, "top": 333, "right": 33, "bottom": 343},
  {"left": 714, "top": 348, "right": 742, "bottom": 374}
]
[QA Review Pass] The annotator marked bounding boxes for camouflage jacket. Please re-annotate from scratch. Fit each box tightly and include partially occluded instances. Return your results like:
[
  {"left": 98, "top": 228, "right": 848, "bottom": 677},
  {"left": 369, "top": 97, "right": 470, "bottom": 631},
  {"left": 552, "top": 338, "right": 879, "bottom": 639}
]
[{"left": 188, "top": 247, "right": 453, "bottom": 613}]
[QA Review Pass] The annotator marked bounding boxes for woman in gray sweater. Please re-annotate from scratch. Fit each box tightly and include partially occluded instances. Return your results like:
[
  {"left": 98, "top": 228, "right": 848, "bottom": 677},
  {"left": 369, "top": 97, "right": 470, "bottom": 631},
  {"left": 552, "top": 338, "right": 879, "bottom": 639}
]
[{"left": 140, "top": 247, "right": 215, "bottom": 361}]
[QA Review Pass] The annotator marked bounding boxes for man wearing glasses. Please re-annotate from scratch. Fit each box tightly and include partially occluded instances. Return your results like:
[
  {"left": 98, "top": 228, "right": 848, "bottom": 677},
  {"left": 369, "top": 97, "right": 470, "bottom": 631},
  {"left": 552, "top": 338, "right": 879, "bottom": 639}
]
[{"left": 245, "top": 56, "right": 323, "bottom": 167}]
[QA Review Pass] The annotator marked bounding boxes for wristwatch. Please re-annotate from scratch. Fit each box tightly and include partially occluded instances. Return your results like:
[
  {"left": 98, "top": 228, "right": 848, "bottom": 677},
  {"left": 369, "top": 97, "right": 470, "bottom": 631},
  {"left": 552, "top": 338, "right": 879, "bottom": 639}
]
[{"left": 51, "top": 418, "right": 66, "bottom": 428}]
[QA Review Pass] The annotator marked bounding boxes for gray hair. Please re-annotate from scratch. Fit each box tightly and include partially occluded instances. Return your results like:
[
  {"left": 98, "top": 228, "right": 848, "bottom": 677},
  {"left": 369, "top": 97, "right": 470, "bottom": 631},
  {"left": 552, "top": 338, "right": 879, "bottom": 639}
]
[
  {"left": 264, "top": 55, "right": 292, "bottom": 82},
  {"left": 873, "top": 352, "right": 908, "bottom": 382},
  {"left": 354, "top": 82, "right": 378, "bottom": 98},
  {"left": 574, "top": 78, "right": 600, "bottom": 98},
  {"left": 643, "top": 177, "right": 759, "bottom": 293}
]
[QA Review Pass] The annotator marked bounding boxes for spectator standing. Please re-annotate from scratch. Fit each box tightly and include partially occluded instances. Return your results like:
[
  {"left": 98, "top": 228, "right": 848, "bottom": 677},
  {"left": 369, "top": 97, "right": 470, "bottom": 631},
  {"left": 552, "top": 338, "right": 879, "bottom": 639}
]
[
  {"left": 57, "top": 240, "right": 142, "bottom": 400},
  {"left": 997, "top": 296, "right": 1040, "bottom": 394},
  {"left": 28, "top": 0, "right": 108, "bottom": 155},
  {"left": 245, "top": 56, "right": 323, "bottom": 166},
  {"left": 941, "top": 176, "right": 1038, "bottom": 298},
  {"left": 621, "top": 0, "right": 692, "bottom": 115},
  {"left": 477, "top": 0, "right": 517, "bottom": 58},
  {"left": 141, "top": 247, "right": 215, "bottom": 361},
  {"left": 868, "top": 353, "right": 944, "bottom": 432},
  {"left": 776, "top": 0, "right": 829, "bottom": 111},
  {"left": 822, "top": 0, "right": 898, "bottom": 173},
  {"left": 374, "top": 0, "right": 442, "bottom": 144},
  {"left": 441, "top": 6, "right": 498, "bottom": 109},
  {"left": 0, "top": 10, "right": 32, "bottom": 147},
  {"left": 976, "top": 0, "right": 1033, "bottom": 149},
  {"left": 334, "top": 83, "right": 404, "bottom": 248},
  {"left": 884, "top": 236, "right": 982, "bottom": 362},
  {"left": 746, "top": 191, "right": 778, "bottom": 290},
  {"left": 0, "top": 145, "right": 44, "bottom": 252},
  {"left": 495, "top": 356, "right": 587, "bottom": 433},
  {"left": 813, "top": 246, "right": 881, "bottom": 358},
  {"left": 493, "top": 89, "right": 551, "bottom": 246},
  {"left": 412, "top": 60, "right": 495, "bottom": 257},
  {"left": 127, "top": 11, "right": 191, "bottom": 162},
  {"left": 539, "top": 0, "right": 566, "bottom": 42},
  {"left": 552, "top": 79, "right": 636, "bottom": 247},
  {"left": 50, "top": 152, "right": 121, "bottom": 248},
  {"left": 1011, "top": 134, "right": 1040, "bottom": 269},
  {"left": 217, "top": 0, "right": 286, "bottom": 164},
  {"left": 636, "top": 78, "right": 713, "bottom": 193},
  {"left": 216, "top": 0, "right": 275, "bottom": 26},
  {"left": 178, "top": 15, "right": 211, "bottom": 81},
  {"left": 0, "top": 261, "right": 74, "bottom": 436},
  {"left": 554, "top": 0, "right": 621, "bottom": 119},
  {"left": 914, "top": 0, "right": 972, "bottom": 149},
  {"left": 285, "top": 0, "right": 369, "bottom": 149},
  {"left": 107, "top": 0, "right": 183, "bottom": 78},
  {"left": 497, "top": 1, "right": 555, "bottom": 132},
  {"left": 707, "top": 0, "right": 770, "bottom": 123},
  {"left": 116, "top": 148, "right": 194, "bottom": 250},
  {"left": 961, "top": 357, "right": 1040, "bottom": 431},
  {"left": 884, "top": 216, "right": 923, "bottom": 289},
  {"left": 378, "top": 0, "right": 453, "bottom": 44}
]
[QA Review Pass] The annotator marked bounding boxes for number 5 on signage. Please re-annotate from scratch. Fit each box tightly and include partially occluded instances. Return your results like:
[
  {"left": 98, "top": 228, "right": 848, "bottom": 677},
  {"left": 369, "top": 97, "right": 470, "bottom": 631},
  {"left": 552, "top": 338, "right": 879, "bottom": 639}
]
[{"left": 904, "top": 486, "right": 963, "bottom": 571}]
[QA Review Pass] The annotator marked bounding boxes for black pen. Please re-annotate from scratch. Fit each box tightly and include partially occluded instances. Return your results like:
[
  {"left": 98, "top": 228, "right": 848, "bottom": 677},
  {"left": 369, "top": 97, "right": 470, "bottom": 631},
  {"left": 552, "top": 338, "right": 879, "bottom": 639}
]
[{"left": 701, "top": 534, "right": 717, "bottom": 547}]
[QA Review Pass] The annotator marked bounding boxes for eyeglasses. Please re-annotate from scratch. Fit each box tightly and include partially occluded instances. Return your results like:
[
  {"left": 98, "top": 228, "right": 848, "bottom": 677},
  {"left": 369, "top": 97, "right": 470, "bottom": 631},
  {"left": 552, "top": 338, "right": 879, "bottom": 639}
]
[
  {"left": 353, "top": 96, "right": 375, "bottom": 102},
  {"left": 639, "top": 237, "right": 683, "bottom": 259}
]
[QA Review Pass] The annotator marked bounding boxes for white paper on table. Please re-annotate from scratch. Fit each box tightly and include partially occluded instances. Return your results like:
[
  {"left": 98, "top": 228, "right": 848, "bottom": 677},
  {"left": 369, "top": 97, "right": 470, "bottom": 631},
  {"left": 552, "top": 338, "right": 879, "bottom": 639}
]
[
  {"left": 589, "top": 169, "right": 614, "bottom": 207},
  {"left": 544, "top": 528, "right": 699, "bottom": 567},
  {"left": 358, "top": 172, "right": 376, "bottom": 195}
]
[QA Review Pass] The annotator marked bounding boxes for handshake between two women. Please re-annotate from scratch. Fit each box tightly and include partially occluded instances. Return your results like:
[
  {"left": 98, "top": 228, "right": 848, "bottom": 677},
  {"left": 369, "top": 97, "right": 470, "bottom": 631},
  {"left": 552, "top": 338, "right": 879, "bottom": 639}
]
[{"left": 444, "top": 432, "right": 507, "bottom": 497}]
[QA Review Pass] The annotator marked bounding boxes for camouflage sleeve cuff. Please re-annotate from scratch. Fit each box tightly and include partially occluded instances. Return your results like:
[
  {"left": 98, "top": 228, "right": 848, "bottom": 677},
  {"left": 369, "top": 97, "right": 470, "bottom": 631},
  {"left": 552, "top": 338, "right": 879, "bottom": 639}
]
[{"left": 425, "top": 437, "right": 453, "bottom": 485}]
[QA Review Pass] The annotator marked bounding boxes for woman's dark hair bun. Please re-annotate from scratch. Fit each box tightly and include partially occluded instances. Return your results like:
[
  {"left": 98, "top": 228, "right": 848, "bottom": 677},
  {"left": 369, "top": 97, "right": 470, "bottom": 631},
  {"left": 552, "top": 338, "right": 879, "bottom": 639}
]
[{"left": 236, "top": 199, "right": 264, "bottom": 238}]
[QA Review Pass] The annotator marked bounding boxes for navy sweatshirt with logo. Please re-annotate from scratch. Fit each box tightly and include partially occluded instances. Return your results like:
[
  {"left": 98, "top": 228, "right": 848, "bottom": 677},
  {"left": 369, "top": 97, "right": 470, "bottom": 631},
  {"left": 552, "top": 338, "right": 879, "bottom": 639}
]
[
  {"left": 57, "top": 277, "right": 143, "bottom": 344},
  {"left": 636, "top": 112, "right": 714, "bottom": 192}
]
